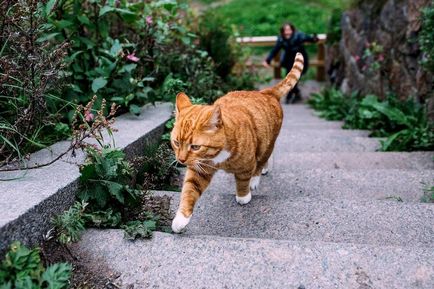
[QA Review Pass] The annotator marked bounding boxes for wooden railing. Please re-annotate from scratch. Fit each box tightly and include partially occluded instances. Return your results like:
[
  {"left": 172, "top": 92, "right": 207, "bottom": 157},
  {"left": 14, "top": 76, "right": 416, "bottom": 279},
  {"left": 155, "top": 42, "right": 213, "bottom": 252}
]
[{"left": 236, "top": 34, "right": 327, "bottom": 81}]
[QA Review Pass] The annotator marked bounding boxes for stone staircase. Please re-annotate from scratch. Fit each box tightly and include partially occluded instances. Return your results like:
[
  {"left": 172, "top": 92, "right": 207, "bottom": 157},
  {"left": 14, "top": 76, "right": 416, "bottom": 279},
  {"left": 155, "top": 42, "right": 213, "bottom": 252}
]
[{"left": 72, "top": 104, "right": 434, "bottom": 288}]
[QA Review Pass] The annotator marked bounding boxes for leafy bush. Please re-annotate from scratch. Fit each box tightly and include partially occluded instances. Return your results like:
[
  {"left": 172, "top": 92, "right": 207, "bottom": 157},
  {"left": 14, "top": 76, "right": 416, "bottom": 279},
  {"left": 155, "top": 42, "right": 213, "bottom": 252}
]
[
  {"left": 308, "top": 88, "right": 434, "bottom": 151},
  {"left": 135, "top": 143, "right": 179, "bottom": 191},
  {"left": 2, "top": 0, "right": 255, "bottom": 165},
  {"left": 419, "top": 2, "right": 434, "bottom": 73},
  {"left": 308, "top": 88, "right": 354, "bottom": 120},
  {"left": 54, "top": 141, "right": 177, "bottom": 243},
  {"left": 326, "top": 9, "right": 343, "bottom": 45},
  {"left": 42, "top": 0, "right": 184, "bottom": 115},
  {"left": 0, "top": 1, "right": 70, "bottom": 165},
  {"left": 121, "top": 218, "right": 157, "bottom": 240},
  {"left": 198, "top": 12, "right": 237, "bottom": 80},
  {"left": 78, "top": 146, "right": 140, "bottom": 210},
  {"left": 53, "top": 201, "right": 88, "bottom": 244},
  {"left": 0, "top": 242, "right": 71, "bottom": 289}
]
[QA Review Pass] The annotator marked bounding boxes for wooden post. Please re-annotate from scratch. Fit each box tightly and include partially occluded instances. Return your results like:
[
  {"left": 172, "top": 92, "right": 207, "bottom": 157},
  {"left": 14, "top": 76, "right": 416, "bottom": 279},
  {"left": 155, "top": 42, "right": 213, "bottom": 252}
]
[
  {"left": 316, "top": 41, "right": 326, "bottom": 82},
  {"left": 273, "top": 51, "right": 282, "bottom": 79}
]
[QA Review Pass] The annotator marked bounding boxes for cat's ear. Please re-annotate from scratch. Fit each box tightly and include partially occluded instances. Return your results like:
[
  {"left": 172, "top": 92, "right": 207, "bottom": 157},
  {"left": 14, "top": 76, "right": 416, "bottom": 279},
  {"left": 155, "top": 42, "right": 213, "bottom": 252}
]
[
  {"left": 204, "top": 105, "right": 222, "bottom": 131},
  {"left": 176, "top": 92, "right": 192, "bottom": 115}
]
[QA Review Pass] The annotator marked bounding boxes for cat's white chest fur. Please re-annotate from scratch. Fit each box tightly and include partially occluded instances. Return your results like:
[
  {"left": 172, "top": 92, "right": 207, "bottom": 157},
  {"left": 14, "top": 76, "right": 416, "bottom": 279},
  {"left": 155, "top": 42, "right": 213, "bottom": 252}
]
[{"left": 212, "top": 149, "right": 231, "bottom": 164}]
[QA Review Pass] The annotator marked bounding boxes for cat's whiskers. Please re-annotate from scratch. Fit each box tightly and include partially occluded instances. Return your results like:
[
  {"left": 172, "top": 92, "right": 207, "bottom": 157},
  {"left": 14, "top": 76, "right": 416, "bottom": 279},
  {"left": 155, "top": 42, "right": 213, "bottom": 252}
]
[
  {"left": 196, "top": 160, "right": 219, "bottom": 171},
  {"left": 194, "top": 161, "right": 207, "bottom": 175}
]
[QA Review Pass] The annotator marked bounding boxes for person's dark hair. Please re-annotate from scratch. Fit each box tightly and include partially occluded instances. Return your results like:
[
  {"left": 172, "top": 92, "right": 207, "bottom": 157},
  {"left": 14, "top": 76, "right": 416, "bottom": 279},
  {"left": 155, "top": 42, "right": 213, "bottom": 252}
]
[{"left": 280, "top": 22, "right": 296, "bottom": 36}]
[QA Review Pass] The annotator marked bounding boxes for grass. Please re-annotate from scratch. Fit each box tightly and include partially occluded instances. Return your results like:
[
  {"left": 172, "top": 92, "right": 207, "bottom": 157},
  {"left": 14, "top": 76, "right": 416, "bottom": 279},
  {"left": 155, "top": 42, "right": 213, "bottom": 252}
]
[
  {"left": 211, "top": 0, "right": 348, "bottom": 36},
  {"left": 200, "top": 0, "right": 349, "bottom": 80}
]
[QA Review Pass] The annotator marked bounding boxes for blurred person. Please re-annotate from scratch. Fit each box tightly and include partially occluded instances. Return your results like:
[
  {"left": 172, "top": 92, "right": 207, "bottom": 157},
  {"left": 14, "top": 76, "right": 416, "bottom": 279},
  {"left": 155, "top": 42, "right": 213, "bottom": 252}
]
[{"left": 263, "top": 22, "right": 318, "bottom": 103}]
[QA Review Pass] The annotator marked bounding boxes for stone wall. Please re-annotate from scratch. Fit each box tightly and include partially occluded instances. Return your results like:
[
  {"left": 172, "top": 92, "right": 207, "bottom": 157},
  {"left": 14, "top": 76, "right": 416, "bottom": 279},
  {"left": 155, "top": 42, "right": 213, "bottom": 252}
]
[{"left": 328, "top": 0, "right": 433, "bottom": 106}]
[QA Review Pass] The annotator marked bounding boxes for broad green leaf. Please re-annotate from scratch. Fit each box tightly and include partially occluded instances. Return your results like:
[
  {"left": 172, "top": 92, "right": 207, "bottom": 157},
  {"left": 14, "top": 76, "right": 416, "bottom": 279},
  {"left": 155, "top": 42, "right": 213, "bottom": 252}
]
[
  {"left": 99, "top": 6, "right": 115, "bottom": 16},
  {"left": 77, "top": 15, "right": 91, "bottom": 25},
  {"left": 80, "top": 164, "right": 96, "bottom": 182},
  {"left": 56, "top": 20, "right": 73, "bottom": 29},
  {"left": 380, "top": 130, "right": 405, "bottom": 151},
  {"left": 91, "top": 77, "right": 108, "bottom": 93},
  {"left": 45, "top": 0, "right": 57, "bottom": 16},
  {"left": 110, "top": 39, "right": 122, "bottom": 57},
  {"left": 104, "top": 181, "right": 124, "bottom": 203},
  {"left": 129, "top": 104, "right": 141, "bottom": 115},
  {"left": 111, "top": 96, "right": 125, "bottom": 104},
  {"left": 41, "top": 263, "right": 72, "bottom": 289},
  {"left": 118, "top": 64, "right": 137, "bottom": 74}
]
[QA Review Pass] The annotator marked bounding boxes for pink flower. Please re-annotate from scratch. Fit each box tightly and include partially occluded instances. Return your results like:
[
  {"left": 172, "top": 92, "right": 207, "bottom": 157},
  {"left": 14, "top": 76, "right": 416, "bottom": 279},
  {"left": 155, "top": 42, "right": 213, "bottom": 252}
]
[
  {"left": 354, "top": 55, "right": 360, "bottom": 62},
  {"left": 85, "top": 111, "right": 94, "bottom": 122},
  {"left": 126, "top": 52, "right": 139, "bottom": 62},
  {"left": 146, "top": 16, "right": 153, "bottom": 25},
  {"left": 378, "top": 54, "right": 385, "bottom": 61}
]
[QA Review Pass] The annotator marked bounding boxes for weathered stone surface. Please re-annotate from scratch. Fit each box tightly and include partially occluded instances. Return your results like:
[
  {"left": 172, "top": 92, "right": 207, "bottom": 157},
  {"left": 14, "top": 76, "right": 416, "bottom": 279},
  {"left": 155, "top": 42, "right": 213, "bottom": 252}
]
[
  {"left": 163, "top": 191, "right": 434, "bottom": 247},
  {"left": 330, "top": 0, "right": 433, "bottom": 103},
  {"left": 207, "top": 168, "right": 433, "bottom": 202},
  {"left": 73, "top": 230, "right": 434, "bottom": 289},
  {"left": 0, "top": 103, "right": 173, "bottom": 254},
  {"left": 275, "top": 132, "right": 380, "bottom": 152},
  {"left": 272, "top": 152, "right": 434, "bottom": 170}
]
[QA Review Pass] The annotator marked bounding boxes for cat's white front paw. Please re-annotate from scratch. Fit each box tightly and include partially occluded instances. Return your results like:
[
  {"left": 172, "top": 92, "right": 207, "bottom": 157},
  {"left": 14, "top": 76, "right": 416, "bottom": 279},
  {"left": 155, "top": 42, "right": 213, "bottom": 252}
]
[
  {"left": 236, "top": 191, "right": 252, "bottom": 205},
  {"left": 249, "top": 176, "right": 261, "bottom": 190},
  {"left": 172, "top": 211, "right": 191, "bottom": 233},
  {"left": 261, "top": 167, "right": 269, "bottom": 175}
]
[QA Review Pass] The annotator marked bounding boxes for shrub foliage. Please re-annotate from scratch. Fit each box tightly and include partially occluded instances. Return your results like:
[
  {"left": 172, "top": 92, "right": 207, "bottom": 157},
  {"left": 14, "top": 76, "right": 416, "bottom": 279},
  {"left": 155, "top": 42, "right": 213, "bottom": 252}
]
[{"left": 308, "top": 88, "right": 434, "bottom": 151}]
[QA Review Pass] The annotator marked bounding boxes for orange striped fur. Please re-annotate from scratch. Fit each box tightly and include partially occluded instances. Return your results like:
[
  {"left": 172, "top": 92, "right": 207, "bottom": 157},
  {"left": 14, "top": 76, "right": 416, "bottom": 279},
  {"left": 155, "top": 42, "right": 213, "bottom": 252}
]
[{"left": 170, "top": 53, "right": 304, "bottom": 233}]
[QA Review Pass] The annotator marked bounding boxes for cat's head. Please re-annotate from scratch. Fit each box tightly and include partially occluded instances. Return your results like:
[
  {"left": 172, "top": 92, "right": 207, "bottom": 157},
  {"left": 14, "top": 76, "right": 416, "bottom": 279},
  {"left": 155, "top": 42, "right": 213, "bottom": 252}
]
[{"left": 170, "top": 92, "right": 226, "bottom": 166}]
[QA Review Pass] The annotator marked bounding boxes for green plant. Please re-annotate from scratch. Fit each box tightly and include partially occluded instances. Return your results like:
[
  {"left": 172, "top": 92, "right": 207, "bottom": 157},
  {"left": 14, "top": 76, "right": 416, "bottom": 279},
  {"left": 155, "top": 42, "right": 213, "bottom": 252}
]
[
  {"left": 419, "top": 2, "right": 434, "bottom": 73},
  {"left": 0, "top": 1, "right": 71, "bottom": 165},
  {"left": 122, "top": 215, "right": 157, "bottom": 240},
  {"left": 0, "top": 242, "right": 71, "bottom": 289},
  {"left": 53, "top": 201, "right": 88, "bottom": 244},
  {"left": 308, "top": 88, "right": 434, "bottom": 151},
  {"left": 421, "top": 185, "right": 434, "bottom": 203},
  {"left": 327, "top": 9, "right": 343, "bottom": 44},
  {"left": 198, "top": 12, "right": 237, "bottom": 80},
  {"left": 78, "top": 146, "right": 140, "bottom": 210},
  {"left": 136, "top": 143, "right": 179, "bottom": 191},
  {"left": 308, "top": 88, "right": 354, "bottom": 120},
  {"left": 360, "top": 42, "right": 385, "bottom": 73}
]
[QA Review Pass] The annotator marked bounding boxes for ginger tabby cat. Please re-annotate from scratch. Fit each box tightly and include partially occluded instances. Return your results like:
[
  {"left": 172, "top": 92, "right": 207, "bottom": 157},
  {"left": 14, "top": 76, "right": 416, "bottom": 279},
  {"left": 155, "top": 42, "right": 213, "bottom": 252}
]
[{"left": 171, "top": 53, "right": 304, "bottom": 233}]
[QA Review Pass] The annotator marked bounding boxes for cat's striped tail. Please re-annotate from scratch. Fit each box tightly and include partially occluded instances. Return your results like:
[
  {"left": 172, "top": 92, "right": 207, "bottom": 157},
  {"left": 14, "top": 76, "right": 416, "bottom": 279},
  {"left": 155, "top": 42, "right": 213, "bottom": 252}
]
[{"left": 261, "top": 53, "right": 304, "bottom": 99}]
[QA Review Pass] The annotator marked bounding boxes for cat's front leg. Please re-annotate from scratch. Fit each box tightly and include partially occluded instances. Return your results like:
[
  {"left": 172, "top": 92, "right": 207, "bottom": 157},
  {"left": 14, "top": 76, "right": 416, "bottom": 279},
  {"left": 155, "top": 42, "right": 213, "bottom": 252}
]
[
  {"left": 172, "top": 167, "right": 214, "bottom": 233},
  {"left": 234, "top": 172, "right": 253, "bottom": 205}
]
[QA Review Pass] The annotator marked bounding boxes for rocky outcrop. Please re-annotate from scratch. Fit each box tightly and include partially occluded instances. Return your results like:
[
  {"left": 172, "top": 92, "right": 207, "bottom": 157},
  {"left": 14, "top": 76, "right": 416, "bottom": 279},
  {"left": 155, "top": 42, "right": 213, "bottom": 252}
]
[{"left": 328, "top": 0, "right": 433, "bottom": 104}]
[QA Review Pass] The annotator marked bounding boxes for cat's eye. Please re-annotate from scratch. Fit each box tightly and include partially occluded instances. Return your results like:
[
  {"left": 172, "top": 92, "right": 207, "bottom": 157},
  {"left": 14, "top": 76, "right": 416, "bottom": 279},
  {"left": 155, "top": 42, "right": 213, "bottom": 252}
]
[
  {"left": 173, "top": 140, "right": 180, "bottom": 147},
  {"left": 190, "top": 144, "right": 201, "bottom": 151}
]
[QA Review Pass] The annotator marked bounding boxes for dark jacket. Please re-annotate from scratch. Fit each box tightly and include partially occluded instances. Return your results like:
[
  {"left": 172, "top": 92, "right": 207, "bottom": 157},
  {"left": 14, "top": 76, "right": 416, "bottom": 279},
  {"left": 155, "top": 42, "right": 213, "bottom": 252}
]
[{"left": 266, "top": 31, "right": 316, "bottom": 74}]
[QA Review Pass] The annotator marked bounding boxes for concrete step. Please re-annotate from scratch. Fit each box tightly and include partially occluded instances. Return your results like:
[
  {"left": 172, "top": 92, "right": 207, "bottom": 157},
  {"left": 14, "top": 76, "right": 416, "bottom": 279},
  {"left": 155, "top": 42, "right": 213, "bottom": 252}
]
[
  {"left": 162, "top": 191, "right": 434, "bottom": 247},
  {"left": 282, "top": 121, "right": 346, "bottom": 129},
  {"left": 272, "top": 152, "right": 434, "bottom": 170},
  {"left": 274, "top": 131, "right": 381, "bottom": 152},
  {"left": 72, "top": 230, "right": 434, "bottom": 289},
  {"left": 207, "top": 169, "right": 433, "bottom": 202}
]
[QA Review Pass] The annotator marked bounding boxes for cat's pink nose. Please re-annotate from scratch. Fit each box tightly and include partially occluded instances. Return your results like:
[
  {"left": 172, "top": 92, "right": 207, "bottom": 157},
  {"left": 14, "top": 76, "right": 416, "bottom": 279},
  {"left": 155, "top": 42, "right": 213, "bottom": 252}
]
[{"left": 178, "top": 157, "right": 186, "bottom": 164}]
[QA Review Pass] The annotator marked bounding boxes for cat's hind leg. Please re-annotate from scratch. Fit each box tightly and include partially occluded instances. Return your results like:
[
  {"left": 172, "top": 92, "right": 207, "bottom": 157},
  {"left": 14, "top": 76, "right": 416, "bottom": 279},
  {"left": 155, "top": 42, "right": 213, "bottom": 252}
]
[
  {"left": 235, "top": 172, "right": 253, "bottom": 205},
  {"left": 261, "top": 153, "right": 274, "bottom": 175}
]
